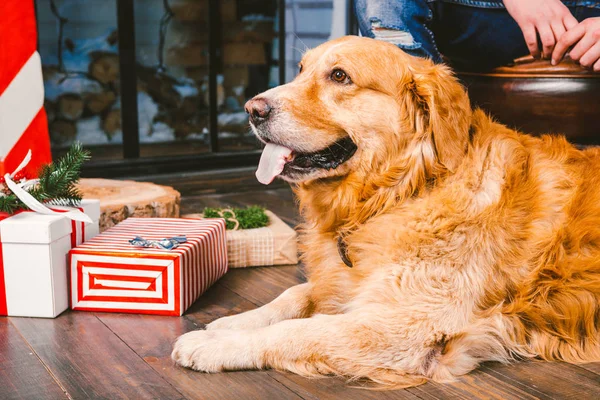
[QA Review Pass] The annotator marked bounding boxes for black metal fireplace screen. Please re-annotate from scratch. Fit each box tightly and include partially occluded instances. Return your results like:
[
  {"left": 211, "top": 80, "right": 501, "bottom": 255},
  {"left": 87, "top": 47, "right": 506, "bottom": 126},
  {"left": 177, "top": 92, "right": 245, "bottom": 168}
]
[{"left": 36, "top": 0, "right": 285, "bottom": 177}]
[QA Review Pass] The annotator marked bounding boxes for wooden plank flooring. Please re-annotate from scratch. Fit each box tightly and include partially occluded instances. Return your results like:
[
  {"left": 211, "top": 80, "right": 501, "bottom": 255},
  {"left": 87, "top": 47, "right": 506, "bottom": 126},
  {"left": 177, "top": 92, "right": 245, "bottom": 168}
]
[{"left": 2, "top": 182, "right": 600, "bottom": 399}]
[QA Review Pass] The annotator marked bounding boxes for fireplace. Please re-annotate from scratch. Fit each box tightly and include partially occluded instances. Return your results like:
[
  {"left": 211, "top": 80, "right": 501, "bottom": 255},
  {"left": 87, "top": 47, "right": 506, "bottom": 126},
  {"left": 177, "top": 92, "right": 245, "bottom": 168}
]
[{"left": 36, "top": 0, "right": 285, "bottom": 176}]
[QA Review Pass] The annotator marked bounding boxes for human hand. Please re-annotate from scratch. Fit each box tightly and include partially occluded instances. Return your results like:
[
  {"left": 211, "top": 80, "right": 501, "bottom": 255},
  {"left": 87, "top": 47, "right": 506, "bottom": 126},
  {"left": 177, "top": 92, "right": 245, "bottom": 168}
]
[
  {"left": 504, "top": 0, "right": 578, "bottom": 59},
  {"left": 552, "top": 17, "right": 600, "bottom": 71}
]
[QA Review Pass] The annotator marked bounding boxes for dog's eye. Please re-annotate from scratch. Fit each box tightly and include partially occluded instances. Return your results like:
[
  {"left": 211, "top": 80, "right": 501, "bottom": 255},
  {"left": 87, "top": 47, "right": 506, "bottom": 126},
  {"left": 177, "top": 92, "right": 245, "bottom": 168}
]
[
  {"left": 331, "top": 69, "right": 350, "bottom": 84},
  {"left": 298, "top": 64, "right": 303, "bottom": 74}
]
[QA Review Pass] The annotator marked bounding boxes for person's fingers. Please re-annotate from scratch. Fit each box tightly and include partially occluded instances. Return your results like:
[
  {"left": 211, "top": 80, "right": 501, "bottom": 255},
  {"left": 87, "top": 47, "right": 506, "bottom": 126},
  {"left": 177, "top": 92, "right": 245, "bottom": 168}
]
[
  {"left": 594, "top": 58, "right": 600, "bottom": 72},
  {"left": 537, "top": 23, "right": 556, "bottom": 59},
  {"left": 579, "top": 42, "right": 600, "bottom": 69},
  {"left": 552, "top": 23, "right": 586, "bottom": 64},
  {"left": 570, "top": 32, "right": 596, "bottom": 61},
  {"left": 522, "top": 23, "right": 540, "bottom": 58},
  {"left": 551, "top": 21, "right": 566, "bottom": 44},
  {"left": 563, "top": 13, "right": 579, "bottom": 30}
]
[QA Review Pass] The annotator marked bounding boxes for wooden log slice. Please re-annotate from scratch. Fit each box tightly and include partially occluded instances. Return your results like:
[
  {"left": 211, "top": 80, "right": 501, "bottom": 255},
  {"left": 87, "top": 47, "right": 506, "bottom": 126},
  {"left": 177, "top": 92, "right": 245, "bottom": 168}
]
[
  {"left": 168, "top": 21, "right": 274, "bottom": 45},
  {"left": 101, "top": 108, "right": 122, "bottom": 138},
  {"left": 170, "top": 0, "right": 236, "bottom": 23},
  {"left": 56, "top": 93, "right": 84, "bottom": 121},
  {"left": 44, "top": 99, "right": 56, "bottom": 122},
  {"left": 85, "top": 90, "right": 117, "bottom": 115},
  {"left": 137, "top": 66, "right": 182, "bottom": 109},
  {"left": 167, "top": 43, "right": 266, "bottom": 67},
  {"left": 49, "top": 119, "right": 77, "bottom": 144},
  {"left": 89, "top": 51, "right": 120, "bottom": 85},
  {"left": 77, "top": 178, "right": 181, "bottom": 232}
]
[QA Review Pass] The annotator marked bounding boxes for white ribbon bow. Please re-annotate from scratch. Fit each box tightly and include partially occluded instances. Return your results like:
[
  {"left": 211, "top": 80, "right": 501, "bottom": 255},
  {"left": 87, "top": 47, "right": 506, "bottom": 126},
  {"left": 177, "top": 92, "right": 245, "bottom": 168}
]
[{"left": 3, "top": 150, "right": 92, "bottom": 223}]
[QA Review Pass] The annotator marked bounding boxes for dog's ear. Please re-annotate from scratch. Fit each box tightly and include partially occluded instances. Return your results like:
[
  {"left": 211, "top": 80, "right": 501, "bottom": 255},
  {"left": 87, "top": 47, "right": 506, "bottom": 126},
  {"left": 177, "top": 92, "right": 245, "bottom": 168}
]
[{"left": 403, "top": 63, "right": 471, "bottom": 173}]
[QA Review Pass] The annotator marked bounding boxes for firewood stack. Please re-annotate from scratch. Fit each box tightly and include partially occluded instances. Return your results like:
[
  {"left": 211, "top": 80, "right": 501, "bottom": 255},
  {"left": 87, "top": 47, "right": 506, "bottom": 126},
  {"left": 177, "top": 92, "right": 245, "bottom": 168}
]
[
  {"left": 43, "top": 0, "right": 276, "bottom": 146},
  {"left": 44, "top": 48, "right": 124, "bottom": 145},
  {"left": 167, "top": 0, "right": 276, "bottom": 116}
]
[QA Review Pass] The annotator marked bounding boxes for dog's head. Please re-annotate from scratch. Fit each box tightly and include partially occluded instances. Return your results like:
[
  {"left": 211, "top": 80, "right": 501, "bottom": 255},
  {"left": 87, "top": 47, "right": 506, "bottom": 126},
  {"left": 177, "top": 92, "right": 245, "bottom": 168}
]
[{"left": 248, "top": 36, "right": 471, "bottom": 189}]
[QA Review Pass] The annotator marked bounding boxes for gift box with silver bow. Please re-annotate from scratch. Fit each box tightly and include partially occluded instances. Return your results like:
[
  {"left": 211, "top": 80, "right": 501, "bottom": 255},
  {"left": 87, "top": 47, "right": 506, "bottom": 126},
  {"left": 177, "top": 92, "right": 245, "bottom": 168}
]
[{"left": 69, "top": 217, "right": 227, "bottom": 316}]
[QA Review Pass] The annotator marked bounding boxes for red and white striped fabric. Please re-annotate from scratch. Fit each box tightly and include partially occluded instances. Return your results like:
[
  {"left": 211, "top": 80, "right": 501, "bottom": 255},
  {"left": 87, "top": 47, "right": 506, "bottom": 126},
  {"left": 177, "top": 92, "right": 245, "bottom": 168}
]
[
  {"left": 69, "top": 218, "right": 228, "bottom": 316},
  {"left": 0, "top": 1, "right": 52, "bottom": 177}
]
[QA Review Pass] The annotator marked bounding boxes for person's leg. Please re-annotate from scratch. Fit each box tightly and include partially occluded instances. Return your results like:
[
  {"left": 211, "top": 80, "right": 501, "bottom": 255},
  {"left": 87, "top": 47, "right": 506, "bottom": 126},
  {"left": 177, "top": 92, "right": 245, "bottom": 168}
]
[
  {"left": 429, "top": 2, "right": 530, "bottom": 70},
  {"left": 428, "top": 1, "right": 600, "bottom": 70},
  {"left": 353, "top": 0, "right": 528, "bottom": 69},
  {"left": 355, "top": 1, "right": 600, "bottom": 70},
  {"left": 354, "top": 0, "right": 443, "bottom": 63}
]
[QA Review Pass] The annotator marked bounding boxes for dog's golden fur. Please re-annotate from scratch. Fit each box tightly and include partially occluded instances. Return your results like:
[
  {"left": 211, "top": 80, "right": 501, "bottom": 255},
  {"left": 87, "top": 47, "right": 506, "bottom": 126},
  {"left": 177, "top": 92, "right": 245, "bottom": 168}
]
[{"left": 172, "top": 36, "right": 600, "bottom": 388}]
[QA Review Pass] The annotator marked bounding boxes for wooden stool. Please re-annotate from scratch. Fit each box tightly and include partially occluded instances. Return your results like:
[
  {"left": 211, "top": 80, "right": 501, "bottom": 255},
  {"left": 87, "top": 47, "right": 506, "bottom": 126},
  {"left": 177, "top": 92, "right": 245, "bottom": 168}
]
[
  {"left": 77, "top": 178, "right": 181, "bottom": 231},
  {"left": 457, "top": 56, "right": 599, "bottom": 145}
]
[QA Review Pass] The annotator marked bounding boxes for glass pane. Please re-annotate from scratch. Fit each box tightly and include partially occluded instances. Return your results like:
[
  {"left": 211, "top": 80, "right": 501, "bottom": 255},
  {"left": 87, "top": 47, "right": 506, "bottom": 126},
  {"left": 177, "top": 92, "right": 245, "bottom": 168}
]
[
  {"left": 135, "top": 0, "right": 211, "bottom": 158},
  {"left": 217, "top": 0, "right": 278, "bottom": 152},
  {"left": 37, "top": 0, "right": 123, "bottom": 161},
  {"left": 286, "top": 1, "right": 333, "bottom": 81}
]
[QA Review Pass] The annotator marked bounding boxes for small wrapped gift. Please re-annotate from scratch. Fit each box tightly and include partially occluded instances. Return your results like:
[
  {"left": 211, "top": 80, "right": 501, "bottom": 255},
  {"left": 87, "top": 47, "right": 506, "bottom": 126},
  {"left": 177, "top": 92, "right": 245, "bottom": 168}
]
[
  {"left": 0, "top": 200, "right": 100, "bottom": 317},
  {"left": 184, "top": 210, "right": 298, "bottom": 268},
  {"left": 69, "top": 218, "right": 228, "bottom": 316},
  {"left": 226, "top": 211, "right": 298, "bottom": 268}
]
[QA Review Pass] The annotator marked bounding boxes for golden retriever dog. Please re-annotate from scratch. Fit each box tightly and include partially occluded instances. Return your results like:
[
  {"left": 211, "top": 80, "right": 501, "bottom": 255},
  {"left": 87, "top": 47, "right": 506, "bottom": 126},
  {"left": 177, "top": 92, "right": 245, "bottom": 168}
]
[{"left": 172, "top": 35, "right": 600, "bottom": 388}]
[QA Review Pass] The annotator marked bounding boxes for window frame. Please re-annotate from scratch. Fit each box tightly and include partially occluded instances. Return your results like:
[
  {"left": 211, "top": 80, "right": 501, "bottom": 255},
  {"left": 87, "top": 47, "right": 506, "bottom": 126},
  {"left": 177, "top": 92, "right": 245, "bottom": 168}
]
[{"left": 36, "top": 0, "right": 286, "bottom": 178}]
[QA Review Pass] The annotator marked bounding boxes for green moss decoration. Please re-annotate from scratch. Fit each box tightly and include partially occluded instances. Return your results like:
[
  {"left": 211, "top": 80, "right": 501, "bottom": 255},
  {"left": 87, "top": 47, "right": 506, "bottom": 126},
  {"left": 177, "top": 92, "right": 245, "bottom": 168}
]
[{"left": 203, "top": 206, "right": 269, "bottom": 230}]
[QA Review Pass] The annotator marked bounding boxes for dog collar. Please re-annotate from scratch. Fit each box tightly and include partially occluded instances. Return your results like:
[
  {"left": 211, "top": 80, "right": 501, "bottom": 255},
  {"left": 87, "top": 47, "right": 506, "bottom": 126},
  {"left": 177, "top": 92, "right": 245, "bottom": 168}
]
[{"left": 337, "top": 235, "right": 353, "bottom": 268}]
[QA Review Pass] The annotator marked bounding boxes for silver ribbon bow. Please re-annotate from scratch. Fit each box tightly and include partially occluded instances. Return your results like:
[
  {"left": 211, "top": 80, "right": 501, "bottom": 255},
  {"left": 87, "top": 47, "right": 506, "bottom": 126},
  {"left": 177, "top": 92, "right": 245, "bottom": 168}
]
[{"left": 129, "top": 235, "right": 187, "bottom": 250}]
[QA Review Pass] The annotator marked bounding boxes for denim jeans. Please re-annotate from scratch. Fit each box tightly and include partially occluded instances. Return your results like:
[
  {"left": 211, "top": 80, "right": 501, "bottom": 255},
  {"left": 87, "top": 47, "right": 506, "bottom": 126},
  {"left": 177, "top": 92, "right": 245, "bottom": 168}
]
[{"left": 354, "top": 0, "right": 600, "bottom": 70}]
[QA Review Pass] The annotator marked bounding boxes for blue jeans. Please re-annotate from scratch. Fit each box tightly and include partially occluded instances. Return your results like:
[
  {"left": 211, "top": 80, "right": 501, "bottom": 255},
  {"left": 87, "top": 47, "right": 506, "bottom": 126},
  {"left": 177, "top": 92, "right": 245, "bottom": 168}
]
[{"left": 354, "top": 0, "right": 600, "bottom": 70}]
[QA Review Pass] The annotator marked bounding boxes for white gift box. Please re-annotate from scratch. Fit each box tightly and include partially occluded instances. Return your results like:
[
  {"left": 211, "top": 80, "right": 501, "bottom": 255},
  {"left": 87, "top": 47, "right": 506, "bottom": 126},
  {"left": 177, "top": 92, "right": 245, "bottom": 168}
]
[{"left": 0, "top": 199, "right": 100, "bottom": 318}]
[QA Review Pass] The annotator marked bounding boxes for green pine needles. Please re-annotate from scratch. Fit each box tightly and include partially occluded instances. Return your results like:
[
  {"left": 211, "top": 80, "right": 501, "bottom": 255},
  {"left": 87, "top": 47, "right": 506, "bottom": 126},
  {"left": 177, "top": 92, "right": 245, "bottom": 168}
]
[
  {"left": 203, "top": 206, "right": 270, "bottom": 230},
  {"left": 0, "top": 142, "right": 91, "bottom": 214}
]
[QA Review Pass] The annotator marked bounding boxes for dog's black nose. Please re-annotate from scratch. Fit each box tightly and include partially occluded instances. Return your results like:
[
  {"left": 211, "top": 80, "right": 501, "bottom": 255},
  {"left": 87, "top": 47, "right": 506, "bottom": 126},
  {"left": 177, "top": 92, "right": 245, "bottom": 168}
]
[{"left": 245, "top": 97, "right": 272, "bottom": 126}]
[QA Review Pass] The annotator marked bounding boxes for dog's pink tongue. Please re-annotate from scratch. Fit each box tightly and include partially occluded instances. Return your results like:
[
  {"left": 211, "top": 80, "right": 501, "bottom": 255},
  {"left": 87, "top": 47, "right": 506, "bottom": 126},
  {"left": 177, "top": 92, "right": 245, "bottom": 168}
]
[{"left": 256, "top": 143, "right": 293, "bottom": 185}]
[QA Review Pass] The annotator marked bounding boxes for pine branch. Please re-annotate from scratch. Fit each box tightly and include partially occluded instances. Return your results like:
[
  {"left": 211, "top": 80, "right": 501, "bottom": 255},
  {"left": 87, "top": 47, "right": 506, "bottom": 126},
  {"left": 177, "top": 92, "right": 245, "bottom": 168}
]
[
  {"left": 39, "top": 142, "right": 90, "bottom": 206},
  {"left": 0, "top": 194, "right": 20, "bottom": 215},
  {"left": 0, "top": 142, "right": 91, "bottom": 214}
]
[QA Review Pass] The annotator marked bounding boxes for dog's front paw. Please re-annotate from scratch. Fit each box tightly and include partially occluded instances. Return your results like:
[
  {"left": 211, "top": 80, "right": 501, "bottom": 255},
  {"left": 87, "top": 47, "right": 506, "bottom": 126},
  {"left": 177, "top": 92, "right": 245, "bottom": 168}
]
[
  {"left": 172, "top": 329, "right": 258, "bottom": 372},
  {"left": 172, "top": 330, "right": 223, "bottom": 372}
]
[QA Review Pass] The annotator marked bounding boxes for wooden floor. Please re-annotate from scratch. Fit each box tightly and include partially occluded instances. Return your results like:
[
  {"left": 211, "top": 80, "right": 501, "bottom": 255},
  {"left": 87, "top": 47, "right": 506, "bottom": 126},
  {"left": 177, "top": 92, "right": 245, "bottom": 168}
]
[{"left": 2, "top": 171, "right": 600, "bottom": 399}]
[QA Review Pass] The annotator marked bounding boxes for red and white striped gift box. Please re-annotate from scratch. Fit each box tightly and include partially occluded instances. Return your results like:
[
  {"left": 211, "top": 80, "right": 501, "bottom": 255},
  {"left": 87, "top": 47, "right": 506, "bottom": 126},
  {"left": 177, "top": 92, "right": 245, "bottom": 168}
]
[
  {"left": 0, "top": 1, "right": 52, "bottom": 177},
  {"left": 69, "top": 218, "right": 228, "bottom": 316}
]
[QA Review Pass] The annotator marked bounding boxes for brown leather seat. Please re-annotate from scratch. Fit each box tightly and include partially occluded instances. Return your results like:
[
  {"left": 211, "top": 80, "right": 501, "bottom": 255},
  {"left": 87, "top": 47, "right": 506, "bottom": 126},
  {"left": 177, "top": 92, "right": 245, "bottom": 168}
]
[{"left": 457, "top": 56, "right": 599, "bottom": 145}]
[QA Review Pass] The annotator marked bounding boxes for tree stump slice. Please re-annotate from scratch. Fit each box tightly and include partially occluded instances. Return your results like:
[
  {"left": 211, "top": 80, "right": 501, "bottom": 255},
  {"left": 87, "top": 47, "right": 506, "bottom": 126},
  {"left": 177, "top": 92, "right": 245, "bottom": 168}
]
[{"left": 77, "top": 178, "right": 181, "bottom": 232}]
